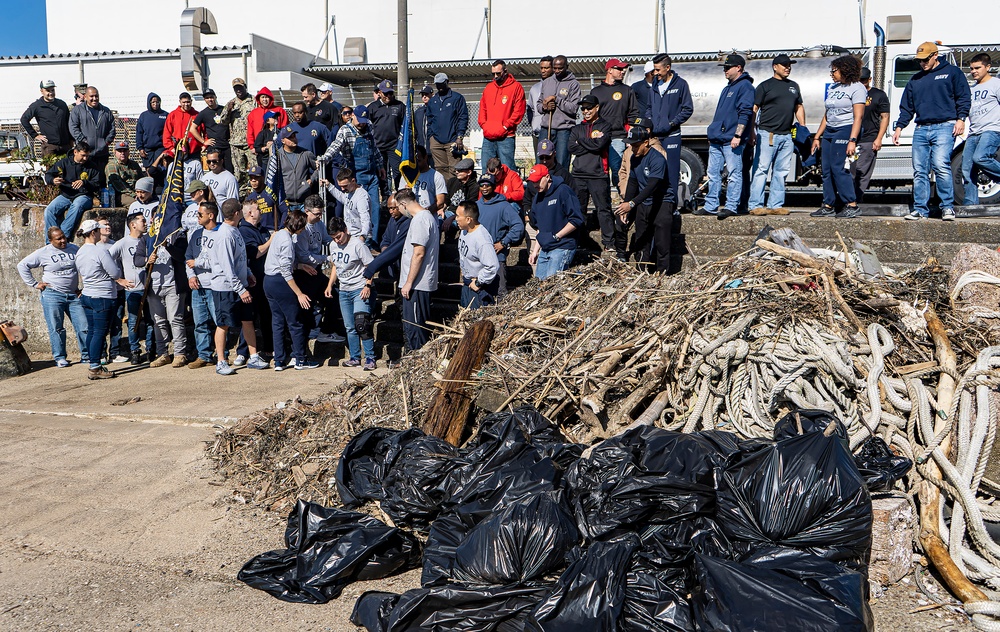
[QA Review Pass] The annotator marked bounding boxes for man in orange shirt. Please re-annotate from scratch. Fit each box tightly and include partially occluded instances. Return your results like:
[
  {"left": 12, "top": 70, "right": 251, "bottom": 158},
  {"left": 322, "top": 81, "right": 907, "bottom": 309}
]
[{"left": 478, "top": 60, "right": 526, "bottom": 171}]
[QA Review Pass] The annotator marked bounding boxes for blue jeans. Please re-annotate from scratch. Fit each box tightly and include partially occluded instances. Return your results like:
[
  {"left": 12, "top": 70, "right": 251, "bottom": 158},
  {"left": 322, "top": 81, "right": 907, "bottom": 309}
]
[
  {"left": 125, "top": 290, "right": 154, "bottom": 355},
  {"left": 358, "top": 174, "right": 382, "bottom": 241},
  {"left": 338, "top": 286, "right": 374, "bottom": 361},
  {"left": 481, "top": 136, "right": 516, "bottom": 171},
  {"left": 821, "top": 126, "right": 856, "bottom": 207},
  {"left": 705, "top": 143, "right": 745, "bottom": 212},
  {"left": 107, "top": 292, "right": 125, "bottom": 359},
  {"left": 40, "top": 288, "right": 88, "bottom": 362},
  {"left": 535, "top": 248, "right": 576, "bottom": 280},
  {"left": 190, "top": 287, "right": 217, "bottom": 361},
  {"left": 541, "top": 128, "right": 572, "bottom": 168},
  {"left": 80, "top": 295, "right": 114, "bottom": 370},
  {"left": 912, "top": 122, "right": 956, "bottom": 217},
  {"left": 962, "top": 131, "right": 1000, "bottom": 205},
  {"left": 608, "top": 138, "right": 626, "bottom": 191},
  {"left": 44, "top": 195, "right": 93, "bottom": 242},
  {"left": 748, "top": 132, "right": 794, "bottom": 209}
]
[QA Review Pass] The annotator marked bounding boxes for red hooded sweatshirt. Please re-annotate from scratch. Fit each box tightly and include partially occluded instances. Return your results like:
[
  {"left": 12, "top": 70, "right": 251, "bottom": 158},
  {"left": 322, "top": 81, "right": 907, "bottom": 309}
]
[
  {"left": 163, "top": 105, "right": 201, "bottom": 157},
  {"left": 478, "top": 74, "right": 526, "bottom": 141},
  {"left": 246, "top": 87, "right": 289, "bottom": 148}
]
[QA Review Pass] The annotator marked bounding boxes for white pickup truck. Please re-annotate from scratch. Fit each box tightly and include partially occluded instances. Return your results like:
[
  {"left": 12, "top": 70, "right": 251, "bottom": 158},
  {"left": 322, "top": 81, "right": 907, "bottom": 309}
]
[{"left": 0, "top": 130, "right": 45, "bottom": 197}]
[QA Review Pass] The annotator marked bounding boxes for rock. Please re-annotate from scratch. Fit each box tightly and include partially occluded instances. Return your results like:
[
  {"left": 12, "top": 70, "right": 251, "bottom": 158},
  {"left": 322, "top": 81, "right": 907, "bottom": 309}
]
[{"left": 0, "top": 330, "right": 32, "bottom": 379}]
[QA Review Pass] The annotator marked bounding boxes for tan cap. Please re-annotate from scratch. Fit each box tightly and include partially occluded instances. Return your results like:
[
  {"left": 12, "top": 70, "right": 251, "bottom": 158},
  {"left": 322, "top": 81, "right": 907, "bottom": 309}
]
[
  {"left": 232, "top": 77, "right": 247, "bottom": 87},
  {"left": 915, "top": 41, "right": 939, "bottom": 60}
]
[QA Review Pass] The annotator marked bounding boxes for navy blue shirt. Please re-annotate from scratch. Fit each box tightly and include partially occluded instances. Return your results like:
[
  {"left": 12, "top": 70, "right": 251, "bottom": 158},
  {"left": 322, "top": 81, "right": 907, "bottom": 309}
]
[{"left": 634, "top": 148, "right": 668, "bottom": 206}]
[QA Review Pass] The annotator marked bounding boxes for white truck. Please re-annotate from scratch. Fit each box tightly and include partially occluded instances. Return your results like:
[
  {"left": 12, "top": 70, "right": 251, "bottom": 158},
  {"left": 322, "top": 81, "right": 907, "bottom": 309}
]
[
  {"left": 0, "top": 130, "right": 45, "bottom": 198},
  {"left": 627, "top": 15, "right": 1000, "bottom": 205}
]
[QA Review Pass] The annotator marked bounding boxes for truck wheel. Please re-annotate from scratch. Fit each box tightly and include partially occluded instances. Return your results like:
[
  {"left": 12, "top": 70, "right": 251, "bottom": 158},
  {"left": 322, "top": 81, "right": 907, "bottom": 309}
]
[
  {"left": 953, "top": 145, "right": 1000, "bottom": 205},
  {"left": 679, "top": 147, "right": 704, "bottom": 190}
]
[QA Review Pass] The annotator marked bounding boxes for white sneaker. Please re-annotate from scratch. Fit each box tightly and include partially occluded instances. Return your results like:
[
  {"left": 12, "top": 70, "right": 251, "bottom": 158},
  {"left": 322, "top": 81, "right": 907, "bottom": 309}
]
[
  {"left": 941, "top": 208, "right": 956, "bottom": 221},
  {"left": 904, "top": 210, "right": 922, "bottom": 221},
  {"left": 316, "top": 332, "right": 346, "bottom": 344},
  {"left": 112, "top": 355, "right": 130, "bottom": 364},
  {"left": 233, "top": 354, "right": 247, "bottom": 367}
]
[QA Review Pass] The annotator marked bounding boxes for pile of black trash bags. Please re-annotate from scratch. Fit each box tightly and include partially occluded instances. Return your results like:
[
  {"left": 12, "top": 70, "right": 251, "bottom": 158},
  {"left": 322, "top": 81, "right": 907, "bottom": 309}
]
[{"left": 239, "top": 406, "right": 912, "bottom": 631}]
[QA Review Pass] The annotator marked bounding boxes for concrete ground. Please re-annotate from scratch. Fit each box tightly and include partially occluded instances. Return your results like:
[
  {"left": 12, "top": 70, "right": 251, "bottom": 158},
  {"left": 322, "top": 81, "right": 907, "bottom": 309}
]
[{"left": 0, "top": 345, "right": 977, "bottom": 631}]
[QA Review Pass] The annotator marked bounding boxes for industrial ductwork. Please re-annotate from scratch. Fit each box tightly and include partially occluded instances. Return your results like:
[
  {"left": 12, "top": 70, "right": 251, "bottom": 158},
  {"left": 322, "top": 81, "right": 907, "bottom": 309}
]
[{"left": 181, "top": 7, "right": 219, "bottom": 92}]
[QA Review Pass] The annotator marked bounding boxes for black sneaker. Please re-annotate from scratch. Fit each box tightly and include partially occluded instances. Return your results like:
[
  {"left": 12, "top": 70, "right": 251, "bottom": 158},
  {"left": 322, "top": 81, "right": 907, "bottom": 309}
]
[
  {"left": 717, "top": 209, "right": 734, "bottom": 220},
  {"left": 835, "top": 205, "right": 862, "bottom": 219},
  {"left": 130, "top": 351, "right": 142, "bottom": 366},
  {"left": 810, "top": 205, "right": 836, "bottom": 217}
]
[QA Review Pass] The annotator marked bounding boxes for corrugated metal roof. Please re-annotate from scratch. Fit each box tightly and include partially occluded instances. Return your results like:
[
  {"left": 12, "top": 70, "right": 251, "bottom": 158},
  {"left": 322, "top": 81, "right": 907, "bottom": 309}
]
[{"left": 0, "top": 45, "right": 249, "bottom": 63}]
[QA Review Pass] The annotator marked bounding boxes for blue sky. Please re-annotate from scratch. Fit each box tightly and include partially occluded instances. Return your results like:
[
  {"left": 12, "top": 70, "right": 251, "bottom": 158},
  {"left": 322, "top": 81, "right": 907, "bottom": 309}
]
[{"left": 0, "top": 1, "right": 47, "bottom": 57}]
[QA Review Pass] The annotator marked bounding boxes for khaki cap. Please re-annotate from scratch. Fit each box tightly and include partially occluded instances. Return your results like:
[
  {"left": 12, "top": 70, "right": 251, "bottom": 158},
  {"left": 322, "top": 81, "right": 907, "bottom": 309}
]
[{"left": 915, "top": 42, "right": 939, "bottom": 60}]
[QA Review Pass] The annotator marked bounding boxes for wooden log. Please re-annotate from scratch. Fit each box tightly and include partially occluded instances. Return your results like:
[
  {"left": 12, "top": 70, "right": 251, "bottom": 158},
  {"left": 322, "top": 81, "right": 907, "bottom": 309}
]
[{"left": 422, "top": 320, "right": 496, "bottom": 445}]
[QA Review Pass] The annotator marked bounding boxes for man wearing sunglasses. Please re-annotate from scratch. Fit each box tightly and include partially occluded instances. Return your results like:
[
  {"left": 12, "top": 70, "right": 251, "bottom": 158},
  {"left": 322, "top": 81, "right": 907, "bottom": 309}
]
[
  {"left": 201, "top": 149, "right": 240, "bottom": 206},
  {"left": 478, "top": 60, "right": 526, "bottom": 171},
  {"left": 569, "top": 94, "right": 614, "bottom": 253},
  {"left": 702, "top": 54, "right": 755, "bottom": 219},
  {"left": 892, "top": 41, "right": 971, "bottom": 221}
]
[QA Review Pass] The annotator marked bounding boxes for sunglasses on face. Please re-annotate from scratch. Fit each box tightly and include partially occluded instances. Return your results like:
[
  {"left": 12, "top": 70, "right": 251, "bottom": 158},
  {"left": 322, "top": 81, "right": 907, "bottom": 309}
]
[
  {"left": 581, "top": 105, "right": 596, "bottom": 111},
  {"left": 492, "top": 71, "right": 504, "bottom": 76},
  {"left": 206, "top": 160, "right": 219, "bottom": 164}
]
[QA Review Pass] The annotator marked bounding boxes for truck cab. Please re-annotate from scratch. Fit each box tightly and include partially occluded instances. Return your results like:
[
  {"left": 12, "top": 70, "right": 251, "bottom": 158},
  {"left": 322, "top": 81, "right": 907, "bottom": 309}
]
[{"left": 0, "top": 130, "right": 44, "bottom": 195}]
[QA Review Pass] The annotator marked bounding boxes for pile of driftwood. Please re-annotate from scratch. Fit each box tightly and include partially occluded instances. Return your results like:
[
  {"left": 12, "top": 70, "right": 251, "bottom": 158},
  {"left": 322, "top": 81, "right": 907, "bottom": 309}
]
[{"left": 211, "top": 237, "right": 1000, "bottom": 629}]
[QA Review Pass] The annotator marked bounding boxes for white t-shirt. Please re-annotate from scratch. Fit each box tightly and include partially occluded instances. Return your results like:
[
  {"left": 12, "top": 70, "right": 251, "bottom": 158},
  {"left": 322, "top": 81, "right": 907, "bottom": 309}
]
[
  {"left": 401, "top": 169, "right": 447, "bottom": 211},
  {"left": 824, "top": 82, "right": 867, "bottom": 129},
  {"left": 329, "top": 236, "right": 374, "bottom": 291},
  {"left": 400, "top": 210, "right": 440, "bottom": 292},
  {"left": 183, "top": 160, "right": 204, "bottom": 203},
  {"left": 202, "top": 169, "right": 240, "bottom": 205}
]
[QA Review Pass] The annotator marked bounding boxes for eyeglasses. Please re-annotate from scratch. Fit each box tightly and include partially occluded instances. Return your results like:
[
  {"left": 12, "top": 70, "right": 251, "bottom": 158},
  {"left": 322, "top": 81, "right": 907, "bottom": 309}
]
[
  {"left": 581, "top": 105, "right": 596, "bottom": 111},
  {"left": 491, "top": 71, "right": 504, "bottom": 76},
  {"left": 206, "top": 160, "right": 219, "bottom": 165},
  {"left": 917, "top": 57, "right": 933, "bottom": 64}
]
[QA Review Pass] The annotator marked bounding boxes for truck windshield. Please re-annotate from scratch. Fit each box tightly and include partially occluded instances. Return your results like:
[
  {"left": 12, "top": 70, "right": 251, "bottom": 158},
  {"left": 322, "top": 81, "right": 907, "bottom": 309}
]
[{"left": 893, "top": 58, "right": 922, "bottom": 88}]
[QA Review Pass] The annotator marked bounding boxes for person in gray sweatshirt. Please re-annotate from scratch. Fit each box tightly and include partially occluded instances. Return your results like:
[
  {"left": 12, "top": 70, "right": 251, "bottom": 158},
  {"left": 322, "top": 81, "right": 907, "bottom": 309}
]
[
  {"left": 275, "top": 129, "right": 317, "bottom": 207},
  {"left": 109, "top": 213, "right": 155, "bottom": 365},
  {"left": 264, "top": 210, "right": 317, "bottom": 371},
  {"left": 17, "top": 227, "right": 88, "bottom": 367},
  {"left": 75, "top": 219, "right": 133, "bottom": 379},
  {"left": 455, "top": 201, "right": 500, "bottom": 309},
  {"left": 536, "top": 55, "right": 582, "bottom": 167},
  {"left": 185, "top": 200, "right": 219, "bottom": 368},
  {"left": 145, "top": 229, "right": 189, "bottom": 369},
  {"left": 210, "top": 199, "right": 267, "bottom": 375}
]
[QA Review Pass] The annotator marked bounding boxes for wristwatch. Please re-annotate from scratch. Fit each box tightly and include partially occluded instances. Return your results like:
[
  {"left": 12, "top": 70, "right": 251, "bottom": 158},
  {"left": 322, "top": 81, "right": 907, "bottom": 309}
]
[{"left": 849, "top": 137, "right": 858, "bottom": 143}]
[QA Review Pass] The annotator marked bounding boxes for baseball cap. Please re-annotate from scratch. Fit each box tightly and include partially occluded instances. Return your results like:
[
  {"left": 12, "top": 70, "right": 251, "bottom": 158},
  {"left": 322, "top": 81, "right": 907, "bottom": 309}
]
[
  {"left": 772, "top": 54, "right": 796, "bottom": 66},
  {"left": 478, "top": 174, "right": 496, "bottom": 186},
  {"left": 318, "top": 82, "right": 334, "bottom": 93},
  {"left": 605, "top": 58, "right": 629, "bottom": 71},
  {"left": 203, "top": 89, "right": 217, "bottom": 98},
  {"left": 719, "top": 53, "right": 746, "bottom": 68},
  {"left": 136, "top": 177, "right": 155, "bottom": 193},
  {"left": 113, "top": 140, "right": 129, "bottom": 151},
  {"left": 537, "top": 139, "right": 556, "bottom": 157},
  {"left": 915, "top": 41, "right": 939, "bottom": 60},
  {"left": 232, "top": 77, "right": 247, "bottom": 87},
  {"left": 79, "top": 219, "right": 101, "bottom": 234},
  {"left": 354, "top": 105, "right": 370, "bottom": 124},
  {"left": 580, "top": 94, "right": 600, "bottom": 109},
  {"left": 525, "top": 164, "right": 550, "bottom": 183},
  {"left": 277, "top": 128, "right": 298, "bottom": 141},
  {"left": 455, "top": 158, "right": 475, "bottom": 171},
  {"left": 377, "top": 79, "right": 394, "bottom": 93},
  {"left": 631, "top": 116, "right": 653, "bottom": 130},
  {"left": 39, "top": 79, "right": 56, "bottom": 89},
  {"left": 626, "top": 127, "right": 650, "bottom": 144},
  {"left": 247, "top": 166, "right": 263, "bottom": 177},
  {"left": 73, "top": 82, "right": 88, "bottom": 89},
  {"left": 263, "top": 111, "right": 278, "bottom": 121},
  {"left": 860, "top": 67, "right": 872, "bottom": 81},
  {"left": 643, "top": 61, "right": 655, "bottom": 74},
  {"left": 185, "top": 180, "right": 207, "bottom": 193},
  {"left": 419, "top": 84, "right": 434, "bottom": 95},
  {"left": 433, "top": 72, "right": 449, "bottom": 84}
]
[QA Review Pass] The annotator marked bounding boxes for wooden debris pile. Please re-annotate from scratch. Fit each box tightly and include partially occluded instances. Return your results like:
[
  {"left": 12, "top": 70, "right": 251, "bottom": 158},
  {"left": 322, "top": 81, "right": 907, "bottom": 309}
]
[{"left": 210, "top": 242, "right": 995, "bottom": 514}]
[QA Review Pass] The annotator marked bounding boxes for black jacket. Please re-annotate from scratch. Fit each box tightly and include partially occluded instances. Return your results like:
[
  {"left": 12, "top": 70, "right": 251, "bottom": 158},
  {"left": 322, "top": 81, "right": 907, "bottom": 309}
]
[
  {"left": 569, "top": 117, "right": 613, "bottom": 179},
  {"left": 445, "top": 173, "right": 479, "bottom": 212},
  {"left": 45, "top": 156, "right": 100, "bottom": 199},
  {"left": 589, "top": 82, "right": 639, "bottom": 138},
  {"left": 21, "top": 97, "right": 71, "bottom": 146},
  {"left": 368, "top": 98, "right": 405, "bottom": 151}
]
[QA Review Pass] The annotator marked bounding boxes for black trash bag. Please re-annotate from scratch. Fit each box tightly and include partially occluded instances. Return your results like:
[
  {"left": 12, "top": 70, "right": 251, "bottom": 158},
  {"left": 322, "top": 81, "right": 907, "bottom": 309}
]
[
  {"left": 470, "top": 405, "right": 584, "bottom": 469},
  {"left": 690, "top": 547, "right": 874, "bottom": 632},
  {"left": 566, "top": 426, "right": 725, "bottom": 539},
  {"left": 237, "top": 500, "right": 421, "bottom": 604},
  {"left": 421, "top": 512, "right": 467, "bottom": 586},
  {"left": 631, "top": 516, "right": 744, "bottom": 592},
  {"left": 716, "top": 430, "right": 872, "bottom": 574},
  {"left": 453, "top": 492, "right": 579, "bottom": 585},
  {"left": 773, "top": 409, "right": 849, "bottom": 442},
  {"left": 854, "top": 436, "right": 912, "bottom": 492},
  {"left": 379, "top": 433, "right": 463, "bottom": 529},
  {"left": 351, "top": 585, "right": 549, "bottom": 632},
  {"left": 623, "top": 570, "right": 694, "bottom": 632},
  {"left": 525, "top": 535, "right": 640, "bottom": 631}
]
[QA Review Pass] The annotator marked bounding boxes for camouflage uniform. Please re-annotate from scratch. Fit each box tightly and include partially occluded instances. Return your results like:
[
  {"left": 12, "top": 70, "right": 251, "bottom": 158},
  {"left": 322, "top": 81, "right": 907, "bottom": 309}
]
[
  {"left": 104, "top": 154, "right": 143, "bottom": 206},
  {"left": 225, "top": 94, "right": 257, "bottom": 189}
]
